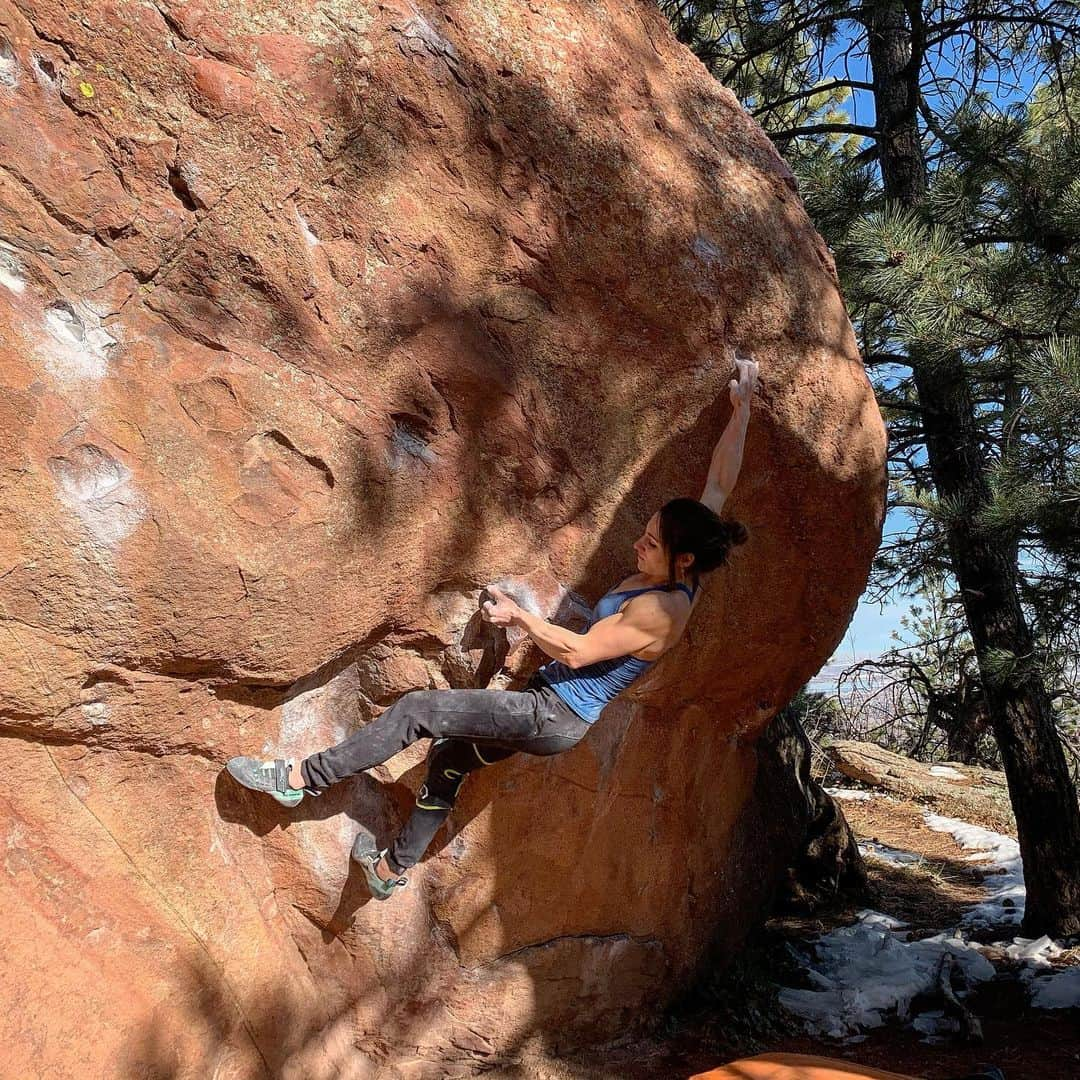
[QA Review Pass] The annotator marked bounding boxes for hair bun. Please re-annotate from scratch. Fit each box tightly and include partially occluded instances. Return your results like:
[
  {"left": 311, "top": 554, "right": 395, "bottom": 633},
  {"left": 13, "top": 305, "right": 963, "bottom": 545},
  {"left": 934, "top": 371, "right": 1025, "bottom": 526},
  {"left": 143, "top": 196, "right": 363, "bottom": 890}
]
[{"left": 725, "top": 520, "right": 749, "bottom": 547}]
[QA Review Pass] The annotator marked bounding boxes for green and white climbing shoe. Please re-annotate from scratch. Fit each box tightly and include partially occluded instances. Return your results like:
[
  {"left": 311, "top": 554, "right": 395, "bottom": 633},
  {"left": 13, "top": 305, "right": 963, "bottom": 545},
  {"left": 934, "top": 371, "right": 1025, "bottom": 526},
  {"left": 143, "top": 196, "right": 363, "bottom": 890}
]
[
  {"left": 351, "top": 835, "right": 408, "bottom": 901},
  {"left": 226, "top": 756, "right": 304, "bottom": 807}
]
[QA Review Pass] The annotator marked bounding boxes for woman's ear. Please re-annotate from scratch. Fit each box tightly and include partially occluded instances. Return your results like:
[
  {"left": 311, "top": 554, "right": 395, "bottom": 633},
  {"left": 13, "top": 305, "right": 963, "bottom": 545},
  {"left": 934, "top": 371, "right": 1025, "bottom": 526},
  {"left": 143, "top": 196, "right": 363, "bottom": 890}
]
[{"left": 676, "top": 552, "right": 695, "bottom": 574}]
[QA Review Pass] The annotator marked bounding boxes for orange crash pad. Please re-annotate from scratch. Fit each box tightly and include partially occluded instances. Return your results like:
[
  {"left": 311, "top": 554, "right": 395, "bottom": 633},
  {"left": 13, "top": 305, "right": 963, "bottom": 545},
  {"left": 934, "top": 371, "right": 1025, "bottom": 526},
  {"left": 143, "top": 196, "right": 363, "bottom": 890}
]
[{"left": 691, "top": 1052, "right": 923, "bottom": 1080}]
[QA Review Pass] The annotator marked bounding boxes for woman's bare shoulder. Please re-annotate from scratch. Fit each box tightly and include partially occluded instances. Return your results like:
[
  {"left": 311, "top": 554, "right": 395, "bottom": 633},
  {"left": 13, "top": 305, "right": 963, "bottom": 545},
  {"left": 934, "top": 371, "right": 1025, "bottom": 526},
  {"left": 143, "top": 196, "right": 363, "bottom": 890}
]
[{"left": 598, "top": 573, "right": 647, "bottom": 598}]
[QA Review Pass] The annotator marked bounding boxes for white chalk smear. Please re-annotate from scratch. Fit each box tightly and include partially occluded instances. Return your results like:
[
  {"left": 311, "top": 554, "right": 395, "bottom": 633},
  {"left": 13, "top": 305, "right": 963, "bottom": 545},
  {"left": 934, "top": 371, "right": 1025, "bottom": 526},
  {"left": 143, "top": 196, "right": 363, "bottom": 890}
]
[
  {"left": 80, "top": 701, "right": 110, "bottom": 728},
  {"left": 295, "top": 207, "right": 319, "bottom": 247},
  {"left": 41, "top": 300, "right": 118, "bottom": 381},
  {"left": 0, "top": 245, "right": 24, "bottom": 293},
  {"left": 48, "top": 444, "right": 145, "bottom": 545},
  {"left": 0, "top": 38, "right": 17, "bottom": 89}
]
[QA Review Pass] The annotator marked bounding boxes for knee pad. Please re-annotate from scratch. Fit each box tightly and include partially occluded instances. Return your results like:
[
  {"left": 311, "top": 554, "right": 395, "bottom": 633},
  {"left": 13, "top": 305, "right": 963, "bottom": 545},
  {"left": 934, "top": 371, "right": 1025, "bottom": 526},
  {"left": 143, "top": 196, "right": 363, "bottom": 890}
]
[
  {"left": 429, "top": 738, "right": 483, "bottom": 777},
  {"left": 421, "top": 740, "right": 476, "bottom": 807},
  {"left": 469, "top": 741, "right": 516, "bottom": 765}
]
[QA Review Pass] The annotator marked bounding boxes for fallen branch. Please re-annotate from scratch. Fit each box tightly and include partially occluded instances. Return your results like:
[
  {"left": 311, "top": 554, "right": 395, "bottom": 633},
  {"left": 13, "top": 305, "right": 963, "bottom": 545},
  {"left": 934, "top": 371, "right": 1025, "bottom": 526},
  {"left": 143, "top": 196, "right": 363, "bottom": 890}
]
[{"left": 937, "top": 951, "right": 984, "bottom": 1043}]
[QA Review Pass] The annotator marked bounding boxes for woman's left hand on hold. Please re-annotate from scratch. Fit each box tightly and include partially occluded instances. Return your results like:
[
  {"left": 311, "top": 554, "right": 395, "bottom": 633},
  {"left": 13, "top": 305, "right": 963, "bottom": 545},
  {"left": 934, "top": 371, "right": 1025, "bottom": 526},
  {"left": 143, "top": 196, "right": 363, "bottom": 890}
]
[{"left": 482, "top": 585, "right": 522, "bottom": 627}]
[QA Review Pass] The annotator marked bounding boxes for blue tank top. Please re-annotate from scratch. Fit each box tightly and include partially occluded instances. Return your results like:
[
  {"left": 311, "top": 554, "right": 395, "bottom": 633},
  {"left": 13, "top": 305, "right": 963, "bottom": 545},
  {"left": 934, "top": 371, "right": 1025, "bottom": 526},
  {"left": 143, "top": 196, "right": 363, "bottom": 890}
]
[{"left": 536, "top": 580, "right": 697, "bottom": 724}]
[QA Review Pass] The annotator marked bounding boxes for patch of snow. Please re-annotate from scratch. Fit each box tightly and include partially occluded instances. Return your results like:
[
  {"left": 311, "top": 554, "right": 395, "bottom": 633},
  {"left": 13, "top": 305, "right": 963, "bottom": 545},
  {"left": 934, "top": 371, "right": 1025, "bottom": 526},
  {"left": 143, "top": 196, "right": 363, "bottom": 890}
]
[
  {"left": 859, "top": 840, "right": 927, "bottom": 868},
  {"left": 778, "top": 910, "right": 995, "bottom": 1038},
  {"left": 825, "top": 786, "right": 874, "bottom": 801},
  {"left": 999, "top": 935, "right": 1061, "bottom": 968},
  {"left": 991, "top": 936, "right": 1080, "bottom": 1010},
  {"left": 825, "top": 785, "right": 896, "bottom": 803},
  {"left": 911, "top": 1009, "right": 961, "bottom": 1039},
  {"left": 856, "top": 910, "right": 909, "bottom": 931},
  {"left": 1029, "top": 966, "right": 1080, "bottom": 1009},
  {"left": 782, "top": 809, "right": 1080, "bottom": 1032},
  {"left": 929, "top": 765, "right": 967, "bottom": 780},
  {"left": 923, "top": 811, "right": 1025, "bottom": 928}
]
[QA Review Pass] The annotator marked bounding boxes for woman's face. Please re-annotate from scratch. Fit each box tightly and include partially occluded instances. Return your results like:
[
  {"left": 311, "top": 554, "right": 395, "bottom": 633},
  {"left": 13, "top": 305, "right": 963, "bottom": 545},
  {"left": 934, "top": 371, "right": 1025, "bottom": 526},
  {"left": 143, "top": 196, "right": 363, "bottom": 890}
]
[{"left": 633, "top": 513, "right": 668, "bottom": 578}]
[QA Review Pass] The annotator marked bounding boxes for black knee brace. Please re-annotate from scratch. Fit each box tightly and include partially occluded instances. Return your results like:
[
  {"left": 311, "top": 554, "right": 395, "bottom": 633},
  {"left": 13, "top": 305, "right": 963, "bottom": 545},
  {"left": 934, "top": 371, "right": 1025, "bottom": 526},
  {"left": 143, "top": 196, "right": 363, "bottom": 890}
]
[{"left": 414, "top": 739, "right": 475, "bottom": 809}]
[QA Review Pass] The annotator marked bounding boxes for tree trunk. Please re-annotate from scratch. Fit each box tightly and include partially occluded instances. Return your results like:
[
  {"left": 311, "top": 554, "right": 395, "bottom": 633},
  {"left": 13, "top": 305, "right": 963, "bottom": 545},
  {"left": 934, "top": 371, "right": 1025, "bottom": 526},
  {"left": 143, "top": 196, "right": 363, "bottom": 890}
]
[
  {"left": 914, "top": 359, "right": 1080, "bottom": 933},
  {"left": 939, "top": 700, "right": 980, "bottom": 765},
  {"left": 864, "top": 0, "right": 1080, "bottom": 935},
  {"left": 944, "top": 724, "right": 978, "bottom": 767},
  {"left": 866, "top": 0, "right": 926, "bottom": 203}
]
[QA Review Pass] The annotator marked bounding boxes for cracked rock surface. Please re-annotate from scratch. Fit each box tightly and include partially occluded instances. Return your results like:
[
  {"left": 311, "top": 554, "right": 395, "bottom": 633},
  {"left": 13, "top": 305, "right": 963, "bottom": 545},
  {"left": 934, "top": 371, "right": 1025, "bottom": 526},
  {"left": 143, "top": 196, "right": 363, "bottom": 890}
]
[{"left": 0, "top": 0, "right": 886, "bottom": 1075}]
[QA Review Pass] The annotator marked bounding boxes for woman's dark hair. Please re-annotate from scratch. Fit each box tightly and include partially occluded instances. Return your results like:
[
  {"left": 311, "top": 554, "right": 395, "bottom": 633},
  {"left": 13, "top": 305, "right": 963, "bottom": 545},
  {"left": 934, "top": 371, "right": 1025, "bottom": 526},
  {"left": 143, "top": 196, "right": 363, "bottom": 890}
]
[{"left": 657, "top": 497, "right": 748, "bottom": 591}]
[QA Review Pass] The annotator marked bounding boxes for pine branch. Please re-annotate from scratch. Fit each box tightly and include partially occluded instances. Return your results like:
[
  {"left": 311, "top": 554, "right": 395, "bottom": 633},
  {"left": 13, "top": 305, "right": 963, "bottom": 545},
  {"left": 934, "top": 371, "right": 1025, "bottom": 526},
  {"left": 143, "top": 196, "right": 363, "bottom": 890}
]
[
  {"left": 865, "top": 351, "right": 913, "bottom": 367},
  {"left": 925, "top": 14, "right": 1080, "bottom": 52},
  {"left": 770, "top": 122, "right": 879, "bottom": 139},
  {"left": 719, "top": 8, "right": 873, "bottom": 79},
  {"left": 752, "top": 79, "right": 874, "bottom": 116}
]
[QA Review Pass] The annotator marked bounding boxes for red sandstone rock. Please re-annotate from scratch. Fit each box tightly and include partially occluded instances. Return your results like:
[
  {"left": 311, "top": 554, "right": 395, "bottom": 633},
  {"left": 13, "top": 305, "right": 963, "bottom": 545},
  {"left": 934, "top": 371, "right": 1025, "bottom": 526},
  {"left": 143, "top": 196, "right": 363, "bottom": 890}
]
[{"left": 0, "top": 0, "right": 886, "bottom": 1075}]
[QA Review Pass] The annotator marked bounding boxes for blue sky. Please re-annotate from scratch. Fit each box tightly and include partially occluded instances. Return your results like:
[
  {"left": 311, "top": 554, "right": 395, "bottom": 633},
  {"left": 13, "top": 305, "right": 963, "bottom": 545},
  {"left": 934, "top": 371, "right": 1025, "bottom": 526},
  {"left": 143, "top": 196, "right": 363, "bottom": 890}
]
[
  {"left": 822, "top": 22, "right": 1039, "bottom": 131},
  {"left": 844, "top": 578, "right": 912, "bottom": 656}
]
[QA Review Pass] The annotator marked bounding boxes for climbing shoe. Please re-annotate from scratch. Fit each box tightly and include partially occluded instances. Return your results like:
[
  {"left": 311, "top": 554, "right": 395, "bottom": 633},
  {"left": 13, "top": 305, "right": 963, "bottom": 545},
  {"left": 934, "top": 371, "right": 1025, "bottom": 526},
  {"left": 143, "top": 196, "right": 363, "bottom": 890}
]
[
  {"left": 351, "top": 834, "right": 408, "bottom": 901},
  {"left": 226, "top": 756, "right": 305, "bottom": 807}
]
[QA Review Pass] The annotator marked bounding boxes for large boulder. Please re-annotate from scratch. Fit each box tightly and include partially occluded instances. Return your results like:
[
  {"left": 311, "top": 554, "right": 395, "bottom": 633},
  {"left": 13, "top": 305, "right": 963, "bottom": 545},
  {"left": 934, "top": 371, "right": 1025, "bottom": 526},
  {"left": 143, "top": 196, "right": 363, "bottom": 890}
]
[{"left": 0, "top": 0, "right": 886, "bottom": 1075}]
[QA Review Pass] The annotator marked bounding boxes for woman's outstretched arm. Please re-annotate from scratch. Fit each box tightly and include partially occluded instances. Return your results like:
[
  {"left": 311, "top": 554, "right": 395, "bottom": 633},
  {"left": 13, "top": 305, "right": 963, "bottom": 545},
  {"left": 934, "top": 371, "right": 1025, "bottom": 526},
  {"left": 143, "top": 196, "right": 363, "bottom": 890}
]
[{"left": 700, "top": 352, "right": 759, "bottom": 514}]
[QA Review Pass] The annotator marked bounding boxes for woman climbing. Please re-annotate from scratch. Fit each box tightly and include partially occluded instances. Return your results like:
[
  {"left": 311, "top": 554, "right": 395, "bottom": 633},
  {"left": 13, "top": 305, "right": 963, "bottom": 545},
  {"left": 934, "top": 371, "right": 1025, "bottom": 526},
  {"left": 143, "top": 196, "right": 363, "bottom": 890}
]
[{"left": 227, "top": 352, "right": 759, "bottom": 899}]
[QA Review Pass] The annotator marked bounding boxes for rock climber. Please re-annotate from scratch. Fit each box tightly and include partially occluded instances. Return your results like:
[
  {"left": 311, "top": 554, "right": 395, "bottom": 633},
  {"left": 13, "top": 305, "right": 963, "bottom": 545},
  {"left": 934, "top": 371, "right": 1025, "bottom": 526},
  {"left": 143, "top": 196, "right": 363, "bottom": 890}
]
[{"left": 227, "top": 352, "right": 759, "bottom": 899}]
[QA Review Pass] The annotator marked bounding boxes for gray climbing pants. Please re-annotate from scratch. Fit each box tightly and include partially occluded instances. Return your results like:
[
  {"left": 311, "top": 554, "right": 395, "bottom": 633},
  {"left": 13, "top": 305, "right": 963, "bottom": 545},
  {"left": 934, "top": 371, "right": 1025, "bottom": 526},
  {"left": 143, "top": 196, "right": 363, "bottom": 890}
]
[{"left": 299, "top": 675, "right": 591, "bottom": 872}]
